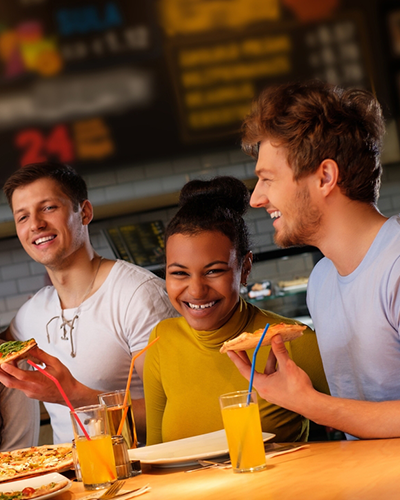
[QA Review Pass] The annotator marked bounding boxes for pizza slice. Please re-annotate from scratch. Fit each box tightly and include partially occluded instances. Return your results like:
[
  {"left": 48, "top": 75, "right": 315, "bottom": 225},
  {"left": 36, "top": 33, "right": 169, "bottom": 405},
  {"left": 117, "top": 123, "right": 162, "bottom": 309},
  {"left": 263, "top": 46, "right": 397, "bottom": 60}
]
[
  {"left": 0, "top": 445, "right": 73, "bottom": 482},
  {"left": 0, "top": 479, "right": 70, "bottom": 500},
  {"left": 0, "top": 339, "right": 37, "bottom": 366},
  {"left": 220, "top": 323, "right": 306, "bottom": 353}
]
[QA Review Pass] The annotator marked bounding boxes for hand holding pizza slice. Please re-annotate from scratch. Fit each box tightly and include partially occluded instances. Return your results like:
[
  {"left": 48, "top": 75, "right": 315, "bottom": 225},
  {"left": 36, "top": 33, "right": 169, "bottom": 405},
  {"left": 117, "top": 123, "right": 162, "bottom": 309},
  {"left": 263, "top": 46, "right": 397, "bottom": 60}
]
[{"left": 219, "top": 323, "right": 306, "bottom": 353}]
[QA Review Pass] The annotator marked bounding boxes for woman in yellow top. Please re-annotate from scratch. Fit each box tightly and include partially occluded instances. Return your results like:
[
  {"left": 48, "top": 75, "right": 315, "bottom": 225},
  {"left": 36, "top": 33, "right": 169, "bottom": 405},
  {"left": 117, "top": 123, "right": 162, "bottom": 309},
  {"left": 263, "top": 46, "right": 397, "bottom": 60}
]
[{"left": 144, "top": 176, "right": 329, "bottom": 445}]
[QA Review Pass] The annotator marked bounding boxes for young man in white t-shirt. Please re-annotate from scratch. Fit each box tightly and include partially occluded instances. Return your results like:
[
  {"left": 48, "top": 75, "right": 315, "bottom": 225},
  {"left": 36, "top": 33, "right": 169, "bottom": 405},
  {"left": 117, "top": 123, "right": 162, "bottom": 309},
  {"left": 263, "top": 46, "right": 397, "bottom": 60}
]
[{"left": 0, "top": 162, "right": 178, "bottom": 444}]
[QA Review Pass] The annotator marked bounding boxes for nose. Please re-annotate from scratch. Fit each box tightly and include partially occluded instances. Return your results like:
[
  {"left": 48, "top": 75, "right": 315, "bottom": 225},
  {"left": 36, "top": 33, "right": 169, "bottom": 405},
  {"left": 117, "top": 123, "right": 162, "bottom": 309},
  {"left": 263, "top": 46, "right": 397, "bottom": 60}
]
[
  {"left": 250, "top": 181, "right": 269, "bottom": 208},
  {"left": 187, "top": 275, "right": 208, "bottom": 299},
  {"left": 30, "top": 213, "right": 46, "bottom": 232}
]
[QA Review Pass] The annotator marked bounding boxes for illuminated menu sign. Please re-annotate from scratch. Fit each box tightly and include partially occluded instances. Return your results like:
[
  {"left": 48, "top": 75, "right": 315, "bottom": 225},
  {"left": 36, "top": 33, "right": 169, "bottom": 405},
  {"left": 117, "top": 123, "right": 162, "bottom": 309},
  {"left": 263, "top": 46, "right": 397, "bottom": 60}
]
[
  {"left": 105, "top": 220, "right": 165, "bottom": 268},
  {"left": 0, "top": 0, "right": 380, "bottom": 185}
]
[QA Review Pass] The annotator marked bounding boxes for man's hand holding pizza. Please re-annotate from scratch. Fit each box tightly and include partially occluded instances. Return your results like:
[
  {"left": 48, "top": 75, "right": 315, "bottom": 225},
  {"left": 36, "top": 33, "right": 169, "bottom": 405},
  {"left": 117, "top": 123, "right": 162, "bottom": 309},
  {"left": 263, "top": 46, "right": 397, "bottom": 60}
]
[
  {"left": 226, "top": 334, "right": 316, "bottom": 415},
  {"left": 0, "top": 344, "right": 100, "bottom": 407}
]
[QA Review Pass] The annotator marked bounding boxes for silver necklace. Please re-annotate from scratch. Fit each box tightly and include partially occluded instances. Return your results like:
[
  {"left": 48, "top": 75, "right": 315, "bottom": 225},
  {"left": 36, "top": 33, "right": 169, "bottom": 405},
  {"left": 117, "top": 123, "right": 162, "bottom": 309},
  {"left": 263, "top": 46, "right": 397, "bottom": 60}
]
[{"left": 46, "top": 256, "right": 103, "bottom": 358}]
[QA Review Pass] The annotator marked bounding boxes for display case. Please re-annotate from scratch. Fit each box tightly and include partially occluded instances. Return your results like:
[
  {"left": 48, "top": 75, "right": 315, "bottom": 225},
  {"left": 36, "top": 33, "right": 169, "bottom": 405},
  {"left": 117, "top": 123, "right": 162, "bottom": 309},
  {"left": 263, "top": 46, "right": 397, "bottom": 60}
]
[{"left": 242, "top": 246, "right": 323, "bottom": 327}]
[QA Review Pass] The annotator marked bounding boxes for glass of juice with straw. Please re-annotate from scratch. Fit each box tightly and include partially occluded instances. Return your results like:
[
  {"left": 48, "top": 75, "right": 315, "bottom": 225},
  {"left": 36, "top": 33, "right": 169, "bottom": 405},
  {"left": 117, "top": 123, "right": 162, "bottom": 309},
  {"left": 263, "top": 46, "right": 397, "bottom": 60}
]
[
  {"left": 99, "top": 389, "right": 137, "bottom": 449},
  {"left": 70, "top": 404, "right": 117, "bottom": 489},
  {"left": 220, "top": 390, "right": 266, "bottom": 473}
]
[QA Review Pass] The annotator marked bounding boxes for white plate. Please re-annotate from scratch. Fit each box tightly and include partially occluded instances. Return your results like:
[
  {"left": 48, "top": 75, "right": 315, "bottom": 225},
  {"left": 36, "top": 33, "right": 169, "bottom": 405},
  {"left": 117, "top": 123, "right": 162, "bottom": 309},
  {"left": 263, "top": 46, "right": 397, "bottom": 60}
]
[
  {"left": 128, "top": 430, "right": 275, "bottom": 467},
  {"left": 0, "top": 472, "right": 71, "bottom": 500}
]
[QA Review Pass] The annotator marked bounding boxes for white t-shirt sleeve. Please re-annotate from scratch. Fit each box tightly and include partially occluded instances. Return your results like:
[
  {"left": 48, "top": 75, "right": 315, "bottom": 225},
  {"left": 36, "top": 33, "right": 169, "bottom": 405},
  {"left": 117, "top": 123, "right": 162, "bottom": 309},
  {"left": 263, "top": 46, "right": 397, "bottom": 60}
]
[{"left": 123, "top": 277, "right": 179, "bottom": 354}]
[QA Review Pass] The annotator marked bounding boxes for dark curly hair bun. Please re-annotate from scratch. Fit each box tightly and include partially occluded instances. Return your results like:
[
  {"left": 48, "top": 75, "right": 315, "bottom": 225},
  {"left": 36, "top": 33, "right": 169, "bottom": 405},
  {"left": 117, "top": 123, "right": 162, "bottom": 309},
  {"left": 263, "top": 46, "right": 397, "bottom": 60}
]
[
  {"left": 166, "top": 176, "right": 251, "bottom": 262},
  {"left": 178, "top": 176, "right": 250, "bottom": 217}
]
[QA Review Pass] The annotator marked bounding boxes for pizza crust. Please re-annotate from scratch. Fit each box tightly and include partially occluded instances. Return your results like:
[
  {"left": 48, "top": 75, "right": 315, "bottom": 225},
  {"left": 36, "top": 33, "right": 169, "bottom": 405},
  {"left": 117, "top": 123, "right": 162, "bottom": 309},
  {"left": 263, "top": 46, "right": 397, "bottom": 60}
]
[
  {"left": 220, "top": 323, "right": 306, "bottom": 353},
  {"left": 0, "top": 339, "right": 37, "bottom": 366},
  {"left": 0, "top": 479, "right": 69, "bottom": 500},
  {"left": 28, "top": 479, "right": 70, "bottom": 499}
]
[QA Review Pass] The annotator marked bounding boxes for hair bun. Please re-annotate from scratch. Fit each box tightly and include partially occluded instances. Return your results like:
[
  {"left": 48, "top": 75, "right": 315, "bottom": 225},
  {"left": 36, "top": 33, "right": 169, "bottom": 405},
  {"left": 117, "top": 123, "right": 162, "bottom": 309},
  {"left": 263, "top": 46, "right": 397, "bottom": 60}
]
[{"left": 179, "top": 176, "right": 250, "bottom": 216}]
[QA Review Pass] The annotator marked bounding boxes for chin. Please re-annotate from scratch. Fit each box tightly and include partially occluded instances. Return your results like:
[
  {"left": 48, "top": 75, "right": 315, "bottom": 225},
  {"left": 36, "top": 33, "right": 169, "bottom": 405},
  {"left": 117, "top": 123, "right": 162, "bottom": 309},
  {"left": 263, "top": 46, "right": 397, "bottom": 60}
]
[
  {"left": 185, "top": 315, "right": 218, "bottom": 331},
  {"left": 274, "top": 232, "right": 305, "bottom": 248}
]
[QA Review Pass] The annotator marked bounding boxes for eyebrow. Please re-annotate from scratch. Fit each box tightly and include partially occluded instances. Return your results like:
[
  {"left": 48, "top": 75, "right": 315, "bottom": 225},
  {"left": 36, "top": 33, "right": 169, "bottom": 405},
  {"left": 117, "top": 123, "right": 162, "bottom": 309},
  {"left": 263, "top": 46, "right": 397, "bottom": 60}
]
[
  {"left": 254, "top": 164, "right": 272, "bottom": 174},
  {"left": 13, "top": 197, "right": 57, "bottom": 216},
  {"left": 167, "top": 260, "right": 229, "bottom": 269}
]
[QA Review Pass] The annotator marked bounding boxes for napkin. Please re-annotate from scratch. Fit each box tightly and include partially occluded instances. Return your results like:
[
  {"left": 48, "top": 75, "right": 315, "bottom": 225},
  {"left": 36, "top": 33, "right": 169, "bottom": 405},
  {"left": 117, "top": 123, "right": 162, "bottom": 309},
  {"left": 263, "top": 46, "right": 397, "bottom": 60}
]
[{"left": 264, "top": 443, "right": 309, "bottom": 459}]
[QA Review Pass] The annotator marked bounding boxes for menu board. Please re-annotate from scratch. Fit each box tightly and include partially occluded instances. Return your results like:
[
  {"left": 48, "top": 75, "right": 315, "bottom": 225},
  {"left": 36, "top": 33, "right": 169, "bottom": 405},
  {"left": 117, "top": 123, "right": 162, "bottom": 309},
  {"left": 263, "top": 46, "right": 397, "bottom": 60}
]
[
  {"left": 105, "top": 220, "right": 165, "bottom": 268},
  {"left": 380, "top": 1, "right": 400, "bottom": 118},
  {"left": 0, "top": 0, "right": 387, "bottom": 186}
]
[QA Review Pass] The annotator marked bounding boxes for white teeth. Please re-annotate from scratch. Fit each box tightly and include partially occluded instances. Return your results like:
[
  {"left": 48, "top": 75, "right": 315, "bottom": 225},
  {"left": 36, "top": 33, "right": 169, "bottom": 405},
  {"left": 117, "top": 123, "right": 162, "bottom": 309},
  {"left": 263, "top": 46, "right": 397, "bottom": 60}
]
[
  {"left": 187, "top": 301, "right": 216, "bottom": 310},
  {"left": 34, "top": 236, "right": 55, "bottom": 245},
  {"left": 270, "top": 211, "right": 282, "bottom": 219}
]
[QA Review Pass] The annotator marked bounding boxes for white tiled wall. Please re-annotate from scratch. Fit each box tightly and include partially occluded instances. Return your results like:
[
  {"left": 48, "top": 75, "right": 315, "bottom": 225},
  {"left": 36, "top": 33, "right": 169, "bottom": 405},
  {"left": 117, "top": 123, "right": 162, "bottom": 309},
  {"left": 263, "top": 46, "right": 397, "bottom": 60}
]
[{"left": 0, "top": 146, "right": 399, "bottom": 329}]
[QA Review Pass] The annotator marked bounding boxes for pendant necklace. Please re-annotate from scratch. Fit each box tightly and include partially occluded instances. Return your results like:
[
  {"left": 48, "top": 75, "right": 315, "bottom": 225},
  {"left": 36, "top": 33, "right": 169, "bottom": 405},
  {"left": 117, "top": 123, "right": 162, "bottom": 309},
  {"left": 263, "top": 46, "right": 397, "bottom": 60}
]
[{"left": 46, "top": 256, "right": 103, "bottom": 358}]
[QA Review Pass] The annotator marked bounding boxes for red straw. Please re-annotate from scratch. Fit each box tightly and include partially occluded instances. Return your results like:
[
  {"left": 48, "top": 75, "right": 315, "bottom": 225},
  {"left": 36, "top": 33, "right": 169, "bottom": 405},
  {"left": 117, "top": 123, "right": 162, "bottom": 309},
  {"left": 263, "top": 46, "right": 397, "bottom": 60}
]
[{"left": 27, "top": 359, "right": 91, "bottom": 441}]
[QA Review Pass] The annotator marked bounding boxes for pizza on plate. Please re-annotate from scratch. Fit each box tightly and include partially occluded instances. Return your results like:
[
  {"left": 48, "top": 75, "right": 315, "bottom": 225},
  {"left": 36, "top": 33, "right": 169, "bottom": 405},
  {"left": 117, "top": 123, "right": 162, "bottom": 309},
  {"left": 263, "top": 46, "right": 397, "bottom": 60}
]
[
  {"left": 0, "top": 479, "right": 69, "bottom": 500},
  {"left": 0, "top": 340, "right": 37, "bottom": 366},
  {"left": 0, "top": 445, "right": 73, "bottom": 483},
  {"left": 220, "top": 323, "right": 307, "bottom": 353}
]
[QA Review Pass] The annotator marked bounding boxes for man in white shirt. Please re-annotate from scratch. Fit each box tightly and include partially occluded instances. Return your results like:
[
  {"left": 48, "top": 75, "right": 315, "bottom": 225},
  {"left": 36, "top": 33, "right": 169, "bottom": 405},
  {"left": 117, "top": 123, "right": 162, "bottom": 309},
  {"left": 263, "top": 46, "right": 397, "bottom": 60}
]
[{"left": 0, "top": 162, "right": 178, "bottom": 444}]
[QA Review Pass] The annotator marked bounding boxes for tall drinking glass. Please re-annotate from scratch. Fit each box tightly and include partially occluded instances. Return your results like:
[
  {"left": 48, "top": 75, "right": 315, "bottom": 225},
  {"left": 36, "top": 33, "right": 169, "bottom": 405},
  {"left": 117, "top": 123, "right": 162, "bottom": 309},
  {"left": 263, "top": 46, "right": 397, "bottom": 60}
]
[
  {"left": 70, "top": 404, "right": 117, "bottom": 490},
  {"left": 99, "top": 389, "right": 137, "bottom": 449},
  {"left": 220, "top": 390, "right": 266, "bottom": 473}
]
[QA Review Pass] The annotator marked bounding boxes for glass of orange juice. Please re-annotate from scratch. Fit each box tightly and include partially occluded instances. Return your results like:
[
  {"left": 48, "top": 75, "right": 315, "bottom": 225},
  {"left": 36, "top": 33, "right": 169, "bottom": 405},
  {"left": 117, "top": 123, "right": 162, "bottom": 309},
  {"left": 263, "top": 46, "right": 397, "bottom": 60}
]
[
  {"left": 70, "top": 404, "right": 117, "bottom": 490},
  {"left": 219, "top": 390, "right": 266, "bottom": 473}
]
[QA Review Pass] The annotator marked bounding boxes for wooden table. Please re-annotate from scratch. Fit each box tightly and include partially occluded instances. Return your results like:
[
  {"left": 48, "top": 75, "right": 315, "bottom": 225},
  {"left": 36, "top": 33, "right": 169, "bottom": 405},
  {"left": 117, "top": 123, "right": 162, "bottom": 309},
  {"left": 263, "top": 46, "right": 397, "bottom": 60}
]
[{"left": 60, "top": 439, "right": 400, "bottom": 500}]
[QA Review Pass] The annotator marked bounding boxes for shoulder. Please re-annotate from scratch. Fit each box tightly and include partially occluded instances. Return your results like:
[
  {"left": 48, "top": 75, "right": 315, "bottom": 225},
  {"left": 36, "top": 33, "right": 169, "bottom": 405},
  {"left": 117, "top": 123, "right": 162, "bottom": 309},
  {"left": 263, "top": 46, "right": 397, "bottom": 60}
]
[
  {"left": 16, "top": 286, "right": 56, "bottom": 313},
  {"left": 110, "top": 260, "right": 165, "bottom": 285},
  {"left": 104, "top": 260, "right": 169, "bottom": 297},
  {"left": 308, "top": 256, "right": 334, "bottom": 288}
]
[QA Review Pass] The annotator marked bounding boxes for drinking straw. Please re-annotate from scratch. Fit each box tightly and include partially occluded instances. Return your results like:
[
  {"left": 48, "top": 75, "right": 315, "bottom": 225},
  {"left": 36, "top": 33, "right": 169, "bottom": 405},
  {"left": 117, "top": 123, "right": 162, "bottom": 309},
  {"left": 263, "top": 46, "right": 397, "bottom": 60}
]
[
  {"left": 246, "top": 323, "right": 270, "bottom": 405},
  {"left": 236, "top": 323, "right": 270, "bottom": 470},
  {"left": 116, "top": 336, "right": 160, "bottom": 435},
  {"left": 27, "top": 359, "right": 91, "bottom": 441}
]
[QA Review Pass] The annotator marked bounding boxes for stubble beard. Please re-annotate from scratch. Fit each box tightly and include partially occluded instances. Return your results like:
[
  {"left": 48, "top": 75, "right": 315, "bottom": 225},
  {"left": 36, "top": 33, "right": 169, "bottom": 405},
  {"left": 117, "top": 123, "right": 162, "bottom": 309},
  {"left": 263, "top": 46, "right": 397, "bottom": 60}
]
[{"left": 274, "top": 187, "right": 322, "bottom": 248}]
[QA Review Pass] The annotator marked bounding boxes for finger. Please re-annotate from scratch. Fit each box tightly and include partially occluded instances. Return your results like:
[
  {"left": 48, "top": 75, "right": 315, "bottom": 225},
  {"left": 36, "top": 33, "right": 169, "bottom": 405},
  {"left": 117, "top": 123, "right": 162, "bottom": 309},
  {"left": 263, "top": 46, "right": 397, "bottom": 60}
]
[
  {"left": 265, "top": 348, "right": 277, "bottom": 375},
  {"left": 226, "top": 349, "right": 251, "bottom": 364},
  {"left": 26, "top": 347, "right": 57, "bottom": 365},
  {"left": 270, "top": 334, "right": 291, "bottom": 364},
  {"left": 0, "top": 361, "right": 36, "bottom": 380},
  {"left": 226, "top": 350, "right": 252, "bottom": 380}
]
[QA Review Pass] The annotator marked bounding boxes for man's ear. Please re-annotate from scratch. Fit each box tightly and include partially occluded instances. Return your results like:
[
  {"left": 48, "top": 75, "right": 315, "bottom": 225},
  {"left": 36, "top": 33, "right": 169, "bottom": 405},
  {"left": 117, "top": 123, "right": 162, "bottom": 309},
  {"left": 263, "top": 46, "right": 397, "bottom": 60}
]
[
  {"left": 318, "top": 159, "right": 339, "bottom": 196},
  {"left": 80, "top": 200, "right": 93, "bottom": 225}
]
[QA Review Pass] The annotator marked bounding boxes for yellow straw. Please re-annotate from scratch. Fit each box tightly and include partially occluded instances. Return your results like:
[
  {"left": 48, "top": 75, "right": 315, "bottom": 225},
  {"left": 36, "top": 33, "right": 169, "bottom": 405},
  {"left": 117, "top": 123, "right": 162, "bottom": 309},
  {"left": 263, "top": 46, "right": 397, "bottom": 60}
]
[{"left": 117, "top": 337, "right": 160, "bottom": 435}]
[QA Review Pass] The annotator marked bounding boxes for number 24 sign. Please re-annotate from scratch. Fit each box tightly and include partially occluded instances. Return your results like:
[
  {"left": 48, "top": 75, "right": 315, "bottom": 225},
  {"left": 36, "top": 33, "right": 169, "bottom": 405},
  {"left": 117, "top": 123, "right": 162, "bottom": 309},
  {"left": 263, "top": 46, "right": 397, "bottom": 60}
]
[{"left": 14, "top": 119, "right": 114, "bottom": 166}]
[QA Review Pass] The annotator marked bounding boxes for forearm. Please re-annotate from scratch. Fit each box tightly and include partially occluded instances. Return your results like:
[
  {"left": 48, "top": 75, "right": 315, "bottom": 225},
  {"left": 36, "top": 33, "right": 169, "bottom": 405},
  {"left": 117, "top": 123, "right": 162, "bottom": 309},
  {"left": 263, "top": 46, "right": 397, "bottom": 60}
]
[
  {"left": 297, "top": 389, "right": 400, "bottom": 439},
  {"left": 66, "top": 379, "right": 102, "bottom": 408}
]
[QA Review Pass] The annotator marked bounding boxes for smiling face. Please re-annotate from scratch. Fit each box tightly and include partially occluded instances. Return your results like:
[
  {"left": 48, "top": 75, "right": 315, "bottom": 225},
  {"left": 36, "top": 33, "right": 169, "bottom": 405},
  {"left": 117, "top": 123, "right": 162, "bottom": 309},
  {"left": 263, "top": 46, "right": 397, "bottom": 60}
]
[
  {"left": 250, "top": 140, "right": 322, "bottom": 248},
  {"left": 166, "top": 231, "right": 251, "bottom": 331},
  {"left": 11, "top": 177, "right": 91, "bottom": 270}
]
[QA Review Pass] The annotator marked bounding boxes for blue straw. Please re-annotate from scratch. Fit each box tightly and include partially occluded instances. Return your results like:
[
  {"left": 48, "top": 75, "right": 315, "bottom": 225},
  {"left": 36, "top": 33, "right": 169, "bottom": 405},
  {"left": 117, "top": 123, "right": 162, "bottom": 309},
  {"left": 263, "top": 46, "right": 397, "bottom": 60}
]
[{"left": 246, "top": 323, "right": 270, "bottom": 405}]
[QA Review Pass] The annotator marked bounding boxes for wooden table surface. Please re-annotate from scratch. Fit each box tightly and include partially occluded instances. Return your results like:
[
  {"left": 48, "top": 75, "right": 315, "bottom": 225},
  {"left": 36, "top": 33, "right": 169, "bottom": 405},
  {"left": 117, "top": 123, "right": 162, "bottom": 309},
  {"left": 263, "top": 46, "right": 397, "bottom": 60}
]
[{"left": 60, "top": 438, "right": 400, "bottom": 500}]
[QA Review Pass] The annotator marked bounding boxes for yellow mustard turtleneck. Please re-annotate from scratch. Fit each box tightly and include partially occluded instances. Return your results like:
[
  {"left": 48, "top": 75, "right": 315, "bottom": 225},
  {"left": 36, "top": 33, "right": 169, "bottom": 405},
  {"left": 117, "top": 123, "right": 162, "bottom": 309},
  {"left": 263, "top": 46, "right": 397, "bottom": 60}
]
[{"left": 144, "top": 298, "right": 329, "bottom": 445}]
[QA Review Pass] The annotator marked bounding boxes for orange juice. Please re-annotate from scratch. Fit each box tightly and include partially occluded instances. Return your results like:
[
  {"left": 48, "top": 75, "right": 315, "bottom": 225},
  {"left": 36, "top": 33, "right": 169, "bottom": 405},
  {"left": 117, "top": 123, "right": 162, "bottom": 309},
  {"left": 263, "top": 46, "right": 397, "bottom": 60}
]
[
  {"left": 75, "top": 435, "right": 117, "bottom": 486},
  {"left": 221, "top": 402, "right": 266, "bottom": 472}
]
